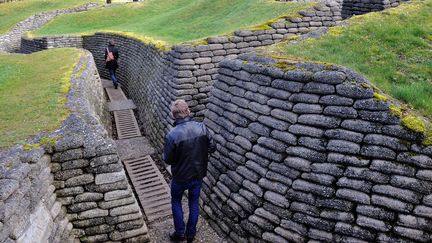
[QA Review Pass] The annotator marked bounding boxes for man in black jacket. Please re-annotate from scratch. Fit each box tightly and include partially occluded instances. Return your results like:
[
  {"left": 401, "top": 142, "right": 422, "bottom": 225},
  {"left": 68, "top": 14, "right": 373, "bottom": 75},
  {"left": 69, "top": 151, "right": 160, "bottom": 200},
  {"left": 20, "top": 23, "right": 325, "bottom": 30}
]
[
  {"left": 104, "top": 39, "right": 119, "bottom": 89},
  {"left": 163, "top": 100, "right": 216, "bottom": 242}
]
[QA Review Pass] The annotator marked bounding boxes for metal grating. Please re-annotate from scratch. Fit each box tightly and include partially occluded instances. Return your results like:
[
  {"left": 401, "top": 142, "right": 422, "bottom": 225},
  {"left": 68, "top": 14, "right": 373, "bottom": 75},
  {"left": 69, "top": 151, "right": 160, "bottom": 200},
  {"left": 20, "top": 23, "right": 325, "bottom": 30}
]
[
  {"left": 113, "top": 109, "right": 142, "bottom": 139},
  {"left": 123, "top": 156, "right": 172, "bottom": 222}
]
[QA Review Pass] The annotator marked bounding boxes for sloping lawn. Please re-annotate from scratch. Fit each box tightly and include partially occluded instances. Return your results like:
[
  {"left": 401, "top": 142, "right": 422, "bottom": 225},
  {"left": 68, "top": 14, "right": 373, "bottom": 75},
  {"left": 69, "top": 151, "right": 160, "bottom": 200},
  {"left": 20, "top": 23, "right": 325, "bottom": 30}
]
[
  {"left": 35, "top": 0, "right": 312, "bottom": 45},
  {"left": 262, "top": 0, "right": 432, "bottom": 117},
  {"left": 0, "top": 49, "right": 81, "bottom": 148},
  {"left": 0, "top": 0, "right": 103, "bottom": 34}
]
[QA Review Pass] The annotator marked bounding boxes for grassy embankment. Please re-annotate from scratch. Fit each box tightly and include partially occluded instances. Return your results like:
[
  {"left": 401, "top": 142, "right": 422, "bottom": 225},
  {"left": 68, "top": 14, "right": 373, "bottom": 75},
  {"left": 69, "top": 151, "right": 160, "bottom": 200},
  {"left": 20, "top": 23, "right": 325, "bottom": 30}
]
[
  {"left": 0, "top": 0, "right": 104, "bottom": 35},
  {"left": 0, "top": 49, "right": 81, "bottom": 148},
  {"left": 34, "top": 0, "right": 312, "bottom": 45},
  {"left": 262, "top": 0, "right": 432, "bottom": 118}
]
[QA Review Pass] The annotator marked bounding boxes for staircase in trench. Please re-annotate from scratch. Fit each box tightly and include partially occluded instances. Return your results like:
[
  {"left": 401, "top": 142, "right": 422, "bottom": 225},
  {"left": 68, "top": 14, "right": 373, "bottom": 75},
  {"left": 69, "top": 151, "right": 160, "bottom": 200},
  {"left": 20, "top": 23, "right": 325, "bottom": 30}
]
[{"left": 102, "top": 79, "right": 172, "bottom": 222}]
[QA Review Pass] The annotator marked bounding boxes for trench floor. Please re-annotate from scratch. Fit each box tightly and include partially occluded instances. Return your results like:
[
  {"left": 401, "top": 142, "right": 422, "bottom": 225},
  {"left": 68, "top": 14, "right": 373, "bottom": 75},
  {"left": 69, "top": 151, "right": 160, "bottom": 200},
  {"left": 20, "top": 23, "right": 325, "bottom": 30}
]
[{"left": 102, "top": 79, "right": 224, "bottom": 242}]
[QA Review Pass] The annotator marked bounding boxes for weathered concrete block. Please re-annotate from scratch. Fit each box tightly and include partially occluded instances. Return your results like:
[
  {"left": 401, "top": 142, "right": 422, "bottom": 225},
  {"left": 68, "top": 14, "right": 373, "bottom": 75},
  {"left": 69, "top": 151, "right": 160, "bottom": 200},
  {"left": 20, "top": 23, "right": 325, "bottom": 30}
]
[
  {"left": 336, "top": 189, "right": 370, "bottom": 204},
  {"left": 68, "top": 202, "right": 97, "bottom": 213},
  {"left": 109, "top": 203, "right": 140, "bottom": 217},
  {"left": 78, "top": 208, "right": 108, "bottom": 220},
  {"left": 292, "top": 179, "right": 335, "bottom": 197},
  {"left": 298, "top": 114, "right": 341, "bottom": 128},
  {"left": 0, "top": 179, "right": 19, "bottom": 201},
  {"left": 75, "top": 192, "right": 104, "bottom": 203},
  {"left": 65, "top": 174, "right": 94, "bottom": 187},
  {"left": 52, "top": 149, "right": 84, "bottom": 162},
  {"left": 84, "top": 224, "right": 114, "bottom": 236},
  {"left": 95, "top": 171, "right": 125, "bottom": 185},
  {"left": 319, "top": 95, "right": 353, "bottom": 106},
  {"left": 371, "top": 195, "right": 413, "bottom": 213},
  {"left": 320, "top": 210, "right": 354, "bottom": 223},
  {"left": 327, "top": 140, "right": 360, "bottom": 155},
  {"left": 104, "top": 190, "right": 132, "bottom": 202}
]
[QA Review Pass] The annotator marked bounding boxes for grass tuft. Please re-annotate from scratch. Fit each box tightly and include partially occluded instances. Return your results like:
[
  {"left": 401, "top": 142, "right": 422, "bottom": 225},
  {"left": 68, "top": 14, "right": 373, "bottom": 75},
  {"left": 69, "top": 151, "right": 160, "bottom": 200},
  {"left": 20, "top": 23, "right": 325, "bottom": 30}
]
[{"left": 401, "top": 115, "right": 426, "bottom": 134}]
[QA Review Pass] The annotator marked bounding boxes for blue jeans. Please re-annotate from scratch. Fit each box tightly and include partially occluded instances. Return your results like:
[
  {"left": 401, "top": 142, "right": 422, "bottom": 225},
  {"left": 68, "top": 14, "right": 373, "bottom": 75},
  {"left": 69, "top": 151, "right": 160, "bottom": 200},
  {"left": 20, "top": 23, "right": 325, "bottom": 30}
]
[
  {"left": 109, "top": 69, "right": 118, "bottom": 87},
  {"left": 171, "top": 179, "right": 203, "bottom": 238}
]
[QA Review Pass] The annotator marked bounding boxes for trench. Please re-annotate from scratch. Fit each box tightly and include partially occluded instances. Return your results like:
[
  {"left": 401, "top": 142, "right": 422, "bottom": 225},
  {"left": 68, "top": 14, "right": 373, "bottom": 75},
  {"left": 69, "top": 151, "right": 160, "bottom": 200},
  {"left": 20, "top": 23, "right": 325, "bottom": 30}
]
[
  {"left": 1, "top": 0, "right": 419, "bottom": 242},
  {"left": 102, "top": 78, "right": 224, "bottom": 242}
]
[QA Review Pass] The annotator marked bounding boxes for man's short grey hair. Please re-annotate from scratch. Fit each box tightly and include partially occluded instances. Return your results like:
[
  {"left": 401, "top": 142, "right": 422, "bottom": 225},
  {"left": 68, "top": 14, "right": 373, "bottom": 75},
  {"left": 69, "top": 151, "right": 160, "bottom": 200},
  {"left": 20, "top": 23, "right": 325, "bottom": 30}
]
[{"left": 171, "top": 100, "right": 190, "bottom": 119}]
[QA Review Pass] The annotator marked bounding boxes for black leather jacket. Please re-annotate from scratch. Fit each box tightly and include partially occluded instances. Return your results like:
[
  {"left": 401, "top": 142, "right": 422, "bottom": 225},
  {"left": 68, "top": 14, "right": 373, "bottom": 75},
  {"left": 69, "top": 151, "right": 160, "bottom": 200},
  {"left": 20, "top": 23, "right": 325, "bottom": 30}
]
[{"left": 163, "top": 117, "right": 216, "bottom": 182}]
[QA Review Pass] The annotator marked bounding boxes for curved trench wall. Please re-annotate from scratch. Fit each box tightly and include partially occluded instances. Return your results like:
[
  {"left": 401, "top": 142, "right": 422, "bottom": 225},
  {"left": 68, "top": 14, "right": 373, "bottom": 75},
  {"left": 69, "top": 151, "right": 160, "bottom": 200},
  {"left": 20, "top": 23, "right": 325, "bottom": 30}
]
[
  {"left": 341, "top": 0, "right": 408, "bottom": 18},
  {"left": 0, "top": 50, "right": 149, "bottom": 243},
  {"left": 83, "top": 33, "right": 176, "bottom": 153},
  {"left": 20, "top": 0, "right": 344, "bottom": 155},
  {"left": 201, "top": 53, "right": 432, "bottom": 243},
  {"left": 277, "top": 0, "right": 408, "bottom": 18},
  {"left": 0, "top": 146, "right": 72, "bottom": 242}
]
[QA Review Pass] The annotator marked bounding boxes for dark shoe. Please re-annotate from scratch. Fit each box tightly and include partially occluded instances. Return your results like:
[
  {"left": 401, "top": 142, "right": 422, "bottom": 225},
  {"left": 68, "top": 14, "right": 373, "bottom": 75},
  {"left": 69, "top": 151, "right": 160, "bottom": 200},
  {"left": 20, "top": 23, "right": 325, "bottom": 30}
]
[
  {"left": 114, "top": 84, "right": 118, "bottom": 89},
  {"left": 186, "top": 236, "right": 195, "bottom": 243},
  {"left": 169, "top": 231, "right": 185, "bottom": 242}
]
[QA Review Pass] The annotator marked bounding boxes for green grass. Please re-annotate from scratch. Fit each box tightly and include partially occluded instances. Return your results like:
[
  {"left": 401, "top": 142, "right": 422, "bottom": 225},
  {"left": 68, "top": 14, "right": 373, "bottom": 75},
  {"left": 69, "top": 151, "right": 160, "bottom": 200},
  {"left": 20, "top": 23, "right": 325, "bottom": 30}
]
[
  {"left": 0, "top": 0, "right": 103, "bottom": 35},
  {"left": 263, "top": 0, "right": 432, "bottom": 117},
  {"left": 0, "top": 49, "right": 81, "bottom": 148},
  {"left": 34, "top": 0, "right": 311, "bottom": 45}
]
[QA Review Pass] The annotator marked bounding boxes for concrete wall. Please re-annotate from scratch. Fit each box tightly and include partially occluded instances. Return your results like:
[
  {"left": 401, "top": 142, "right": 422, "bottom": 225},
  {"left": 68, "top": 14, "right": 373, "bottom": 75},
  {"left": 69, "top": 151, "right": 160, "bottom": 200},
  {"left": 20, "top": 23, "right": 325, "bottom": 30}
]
[
  {"left": 165, "top": 0, "right": 343, "bottom": 120},
  {"left": 20, "top": 1, "right": 344, "bottom": 155},
  {"left": 0, "top": 149, "right": 72, "bottom": 243},
  {"left": 341, "top": 0, "right": 409, "bottom": 18},
  {"left": 19, "top": 0, "right": 411, "bottom": 158},
  {"left": 201, "top": 53, "right": 432, "bottom": 243},
  {"left": 0, "top": 50, "right": 149, "bottom": 243},
  {"left": 276, "top": 0, "right": 409, "bottom": 18}
]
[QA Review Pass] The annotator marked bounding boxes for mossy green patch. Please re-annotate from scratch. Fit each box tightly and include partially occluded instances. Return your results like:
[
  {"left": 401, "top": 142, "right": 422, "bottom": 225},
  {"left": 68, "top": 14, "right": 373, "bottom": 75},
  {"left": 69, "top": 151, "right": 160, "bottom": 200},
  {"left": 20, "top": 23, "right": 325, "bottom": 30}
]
[
  {"left": 373, "top": 92, "right": 389, "bottom": 102},
  {"left": 360, "top": 83, "right": 372, "bottom": 89},
  {"left": 0, "top": 48, "right": 81, "bottom": 148},
  {"left": 286, "top": 35, "right": 300, "bottom": 41},
  {"left": 40, "top": 136, "right": 60, "bottom": 147},
  {"left": 390, "top": 104, "right": 403, "bottom": 117},
  {"left": 23, "top": 143, "right": 41, "bottom": 151},
  {"left": 87, "top": 31, "right": 171, "bottom": 50},
  {"left": 401, "top": 115, "right": 426, "bottom": 134},
  {"left": 273, "top": 61, "right": 297, "bottom": 71},
  {"left": 328, "top": 26, "right": 344, "bottom": 36},
  {"left": 423, "top": 130, "right": 432, "bottom": 145},
  {"left": 189, "top": 39, "right": 209, "bottom": 46}
]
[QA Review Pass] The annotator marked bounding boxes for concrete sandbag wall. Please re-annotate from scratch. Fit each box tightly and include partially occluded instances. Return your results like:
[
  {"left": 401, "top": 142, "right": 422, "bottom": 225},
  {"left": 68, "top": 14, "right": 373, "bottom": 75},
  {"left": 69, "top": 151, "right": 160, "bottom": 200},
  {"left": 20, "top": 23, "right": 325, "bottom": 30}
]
[
  {"left": 201, "top": 53, "right": 432, "bottom": 243},
  {"left": 19, "top": 0, "right": 345, "bottom": 155},
  {"left": 0, "top": 51, "right": 149, "bottom": 243}
]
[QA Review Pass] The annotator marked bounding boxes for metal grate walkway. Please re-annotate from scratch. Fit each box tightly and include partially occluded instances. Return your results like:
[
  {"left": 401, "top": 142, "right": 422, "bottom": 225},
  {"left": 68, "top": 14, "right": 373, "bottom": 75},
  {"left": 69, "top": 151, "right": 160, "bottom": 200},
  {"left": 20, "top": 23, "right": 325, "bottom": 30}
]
[
  {"left": 123, "top": 156, "right": 172, "bottom": 222},
  {"left": 114, "top": 109, "right": 141, "bottom": 139},
  {"left": 103, "top": 79, "right": 172, "bottom": 223}
]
